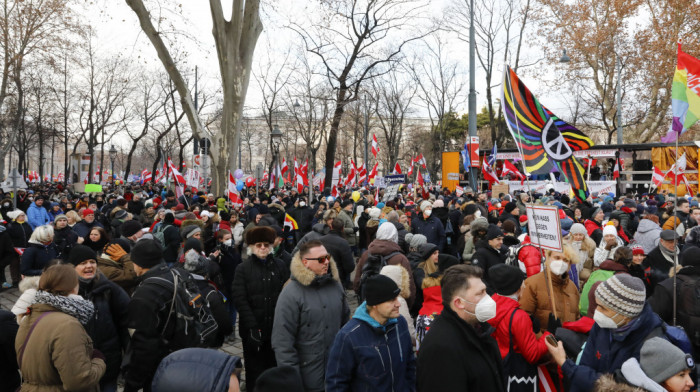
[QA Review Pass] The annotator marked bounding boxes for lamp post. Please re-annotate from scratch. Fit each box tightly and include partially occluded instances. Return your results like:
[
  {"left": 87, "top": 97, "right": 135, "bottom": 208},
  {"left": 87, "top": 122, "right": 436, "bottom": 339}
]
[
  {"left": 109, "top": 145, "right": 117, "bottom": 187},
  {"left": 271, "top": 124, "right": 283, "bottom": 189},
  {"left": 468, "top": 0, "right": 478, "bottom": 191}
]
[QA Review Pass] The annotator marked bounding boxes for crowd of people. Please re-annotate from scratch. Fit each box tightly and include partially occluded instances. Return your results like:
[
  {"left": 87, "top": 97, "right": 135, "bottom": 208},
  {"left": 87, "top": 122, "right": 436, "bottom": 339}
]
[{"left": 0, "top": 182, "right": 698, "bottom": 392}]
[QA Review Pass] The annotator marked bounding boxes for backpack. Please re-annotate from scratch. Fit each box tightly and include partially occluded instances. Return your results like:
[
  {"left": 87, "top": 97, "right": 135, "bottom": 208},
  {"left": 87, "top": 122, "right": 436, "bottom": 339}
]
[
  {"left": 646, "top": 322, "right": 693, "bottom": 356},
  {"left": 504, "top": 243, "right": 538, "bottom": 271},
  {"left": 358, "top": 250, "right": 402, "bottom": 300},
  {"left": 152, "top": 224, "right": 167, "bottom": 248},
  {"left": 144, "top": 269, "right": 219, "bottom": 349},
  {"left": 675, "top": 274, "right": 700, "bottom": 349}
]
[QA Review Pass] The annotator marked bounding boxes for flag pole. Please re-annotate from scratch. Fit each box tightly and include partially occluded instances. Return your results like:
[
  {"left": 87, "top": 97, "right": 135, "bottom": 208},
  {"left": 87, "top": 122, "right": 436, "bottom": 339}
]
[{"left": 673, "top": 137, "right": 679, "bottom": 326}]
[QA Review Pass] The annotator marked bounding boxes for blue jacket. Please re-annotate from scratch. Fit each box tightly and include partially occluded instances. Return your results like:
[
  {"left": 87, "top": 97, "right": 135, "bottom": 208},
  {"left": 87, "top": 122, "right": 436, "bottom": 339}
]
[
  {"left": 562, "top": 303, "right": 664, "bottom": 392},
  {"left": 151, "top": 348, "right": 241, "bottom": 392},
  {"left": 72, "top": 219, "right": 104, "bottom": 239},
  {"left": 326, "top": 302, "right": 416, "bottom": 392},
  {"left": 20, "top": 242, "right": 59, "bottom": 276},
  {"left": 26, "top": 202, "right": 50, "bottom": 229},
  {"left": 411, "top": 215, "right": 445, "bottom": 252}
]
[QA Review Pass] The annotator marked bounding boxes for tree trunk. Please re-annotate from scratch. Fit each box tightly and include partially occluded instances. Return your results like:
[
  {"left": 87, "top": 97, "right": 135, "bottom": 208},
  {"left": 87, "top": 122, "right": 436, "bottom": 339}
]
[{"left": 324, "top": 88, "right": 347, "bottom": 189}]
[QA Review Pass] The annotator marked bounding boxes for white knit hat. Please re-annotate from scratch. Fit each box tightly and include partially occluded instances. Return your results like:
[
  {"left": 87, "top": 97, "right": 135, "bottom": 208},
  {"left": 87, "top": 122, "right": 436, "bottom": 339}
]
[{"left": 602, "top": 225, "right": 618, "bottom": 237}]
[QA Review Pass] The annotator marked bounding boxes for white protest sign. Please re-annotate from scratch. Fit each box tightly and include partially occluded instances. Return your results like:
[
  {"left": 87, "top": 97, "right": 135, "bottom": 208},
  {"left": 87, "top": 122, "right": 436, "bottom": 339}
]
[
  {"left": 525, "top": 205, "right": 563, "bottom": 252},
  {"left": 587, "top": 181, "right": 617, "bottom": 196}
]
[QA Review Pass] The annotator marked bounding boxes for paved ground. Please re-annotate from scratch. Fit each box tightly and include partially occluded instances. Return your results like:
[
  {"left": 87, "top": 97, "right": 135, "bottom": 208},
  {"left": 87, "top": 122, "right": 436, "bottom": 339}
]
[{"left": 1, "top": 270, "right": 359, "bottom": 391}]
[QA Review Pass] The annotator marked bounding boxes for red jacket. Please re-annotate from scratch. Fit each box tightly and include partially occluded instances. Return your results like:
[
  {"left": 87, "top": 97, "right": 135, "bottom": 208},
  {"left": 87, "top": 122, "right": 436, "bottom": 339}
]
[
  {"left": 488, "top": 294, "right": 549, "bottom": 363},
  {"left": 418, "top": 285, "right": 443, "bottom": 316},
  {"left": 584, "top": 219, "right": 602, "bottom": 237},
  {"left": 519, "top": 236, "right": 544, "bottom": 278}
]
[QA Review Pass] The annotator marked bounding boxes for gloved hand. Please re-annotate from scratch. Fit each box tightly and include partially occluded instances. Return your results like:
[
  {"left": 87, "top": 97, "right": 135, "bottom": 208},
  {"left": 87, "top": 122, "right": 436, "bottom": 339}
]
[
  {"left": 547, "top": 313, "right": 562, "bottom": 335},
  {"left": 105, "top": 244, "right": 127, "bottom": 262},
  {"left": 250, "top": 329, "right": 263, "bottom": 350},
  {"left": 530, "top": 313, "right": 541, "bottom": 334},
  {"left": 353, "top": 226, "right": 359, "bottom": 233},
  {"left": 91, "top": 348, "right": 106, "bottom": 361}
]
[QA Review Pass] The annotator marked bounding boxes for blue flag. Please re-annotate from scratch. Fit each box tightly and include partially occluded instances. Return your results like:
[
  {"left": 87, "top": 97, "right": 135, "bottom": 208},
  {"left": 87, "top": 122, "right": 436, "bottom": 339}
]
[
  {"left": 461, "top": 143, "right": 470, "bottom": 172},
  {"left": 487, "top": 144, "right": 498, "bottom": 166}
]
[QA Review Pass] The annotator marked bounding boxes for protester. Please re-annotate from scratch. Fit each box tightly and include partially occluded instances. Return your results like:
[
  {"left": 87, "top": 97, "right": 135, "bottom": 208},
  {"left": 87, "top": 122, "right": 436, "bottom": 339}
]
[
  {"left": 272, "top": 240, "right": 349, "bottom": 391},
  {"left": 326, "top": 274, "right": 415, "bottom": 391},
  {"left": 151, "top": 348, "right": 242, "bottom": 392},
  {"left": 412, "top": 200, "right": 446, "bottom": 252},
  {"left": 644, "top": 229, "right": 682, "bottom": 296},
  {"left": 20, "top": 225, "right": 58, "bottom": 277},
  {"left": 565, "top": 222, "right": 596, "bottom": 284},
  {"left": 14, "top": 264, "right": 106, "bottom": 391}
]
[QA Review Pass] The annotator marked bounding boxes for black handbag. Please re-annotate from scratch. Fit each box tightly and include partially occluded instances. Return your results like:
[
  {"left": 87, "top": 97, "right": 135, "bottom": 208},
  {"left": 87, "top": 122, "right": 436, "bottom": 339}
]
[{"left": 503, "top": 309, "right": 538, "bottom": 392}]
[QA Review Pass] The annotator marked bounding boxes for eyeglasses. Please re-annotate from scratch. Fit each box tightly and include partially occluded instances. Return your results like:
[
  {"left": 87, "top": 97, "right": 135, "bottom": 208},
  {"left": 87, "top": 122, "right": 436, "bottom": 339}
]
[
  {"left": 254, "top": 243, "right": 271, "bottom": 249},
  {"left": 304, "top": 254, "right": 331, "bottom": 263}
]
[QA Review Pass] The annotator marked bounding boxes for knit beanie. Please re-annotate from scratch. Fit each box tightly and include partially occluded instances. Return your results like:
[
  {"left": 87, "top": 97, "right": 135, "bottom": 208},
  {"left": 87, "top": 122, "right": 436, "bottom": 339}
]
[
  {"left": 256, "top": 366, "right": 304, "bottom": 392},
  {"left": 489, "top": 264, "right": 524, "bottom": 296},
  {"left": 420, "top": 200, "right": 432, "bottom": 212},
  {"left": 130, "top": 239, "right": 164, "bottom": 269},
  {"left": 419, "top": 243, "right": 439, "bottom": 261},
  {"left": 82, "top": 208, "right": 95, "bottom": 218},
  {"left": 602, "top": 224, "right": 618, "bottom": 237},
  {"left": 408, "top": 234, "right": 427, "bottom": 250},
  {"left": 181, "top": 225, "right": 202, "bottom": 239},
  {"left": 120, "top": 220, "right": 143, "bottom": 238},
  {"left": 463, "top": 204, "right": 478, "bottom": 216},
  {"left": 364, "top": 274, "right": 401, "bottom": 306},
  {"left": 640, "top": 337, "right": 694, "bottom": 384},
  {"left": 432, "top": 199, "right": 444, "bottom": 208},
  {"left": 681, "top": 246, "right": 700, "bottom": 268},
  {"left": 504, "top": 202, "right": 517, "bottom": 213},
  {"left": 54, "top": 214, "right": 68, "bottom": 223},
  {"left": 66, "top": 244, "right": 97, "bottom": 266},
  {"left": 486, "top": 224, "right": 504, "bottom": 240},
  {"left": 631, "top": 244, "right": 645, "bottom": 256},
  {"left": 6, "top": 210, "right": 23, "bottom": 220},
  {"left": 591, "top": 207, "right": 602, "bottom": 219},
  {"left": 368, "top": 207, "right": 381, "bottom": 220},
  {"left": 570, "top": 223, "right": 587, "bottom": 236},
  {"left": 594, "top": 274, "right": 646, "bottom": 318}
]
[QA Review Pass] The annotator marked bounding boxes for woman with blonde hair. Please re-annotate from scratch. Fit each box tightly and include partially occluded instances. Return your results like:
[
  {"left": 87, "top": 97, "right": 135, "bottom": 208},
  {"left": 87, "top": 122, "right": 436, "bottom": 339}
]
[
  {"left": 15, "top": 264, "right": 106, "bottom": 391},
  {"left": 64, "top": 210, "right": 81, "bottom": 228},
  {"left": 20, "top": 225, "right": 58, "bottom": 277},
  {"left": 520, "top": 244, "right": 581, "bottom": 333}
]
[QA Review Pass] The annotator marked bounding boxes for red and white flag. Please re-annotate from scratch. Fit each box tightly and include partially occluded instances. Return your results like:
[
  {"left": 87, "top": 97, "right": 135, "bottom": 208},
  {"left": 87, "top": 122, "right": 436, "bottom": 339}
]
[
  {"left": 294, "top": 158, "right": 306, "bottom": 193},
  {"left": 416, "top": 168, "right": 429, "bottom": 199},
  {"left": 666, "top": 153, "right": 688, "bottom": 186},
  {"left": 414, "top": 154, "right": 427, "bottom": 169},
  {"left": 356, "top": 163, "right": 367, "bottom": 184},
  {"left": 168, "top": 158, "right": 186, "bottom": 185},
  {"left": 371, "top": 134, "right": 379, "bottom": 158},
  {"left": 345, "top": 160, "right": 358, "bottom": 187},
  {"left": 227, "top": 171, "right": 243, "bottom": 207},
  {"left": 141, "top": 169, "right": 152, "bottom": 184},
  {"left": 332, "top": 161, "right": 342, "bottom": 187},
  {"left": 280, "top": 158, "right": 289, "bottom": 177},
  {"left": 456, "top": 186, "right": 464, "bottom": 197},
  {"left": 392, "top": 162, "right": 402, "bottom": 175},
  {"left": 482, "top": 160, "right": 500, "bottom": 185},
  {"left": 368, "top": 162, "right": 379, "bottom": 181},
  {"left": 652, "top": 166, "right": 665, "bottom": 188},
  {"left": 612, "top": 159, "right": 620, "bottom": 179},
  {"left": 502, "top": 160, "right": 526, "bottom": 184},
  {"left": 407, "top": 163, "right": 414, "bottom": 176}
]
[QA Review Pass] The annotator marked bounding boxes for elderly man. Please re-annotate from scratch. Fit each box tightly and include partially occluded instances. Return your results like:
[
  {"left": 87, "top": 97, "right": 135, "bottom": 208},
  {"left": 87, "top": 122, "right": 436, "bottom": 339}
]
[
  {"left": 326, "top": 274, "right": 415, "bottom": 392},
  {"left": 643, "top": 229, "right": 681, "bottom": 296},
  {"left": 272, "top": 240, "right": 349, "bottom": 392},
  {"left": 417, "top": 265, "right": 503, "bottom": 392},
  {"left": 232, "top": 226, "right": 290, "bottom": 392},
  {"left": 72, "top": 208, "right": 105, "bottom": 239}
]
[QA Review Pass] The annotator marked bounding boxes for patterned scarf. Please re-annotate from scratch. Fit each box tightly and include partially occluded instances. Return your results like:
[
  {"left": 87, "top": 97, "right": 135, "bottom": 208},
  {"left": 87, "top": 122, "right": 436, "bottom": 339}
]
[{"left": 34, "top": 291, "right": 95, "bottom": 326}]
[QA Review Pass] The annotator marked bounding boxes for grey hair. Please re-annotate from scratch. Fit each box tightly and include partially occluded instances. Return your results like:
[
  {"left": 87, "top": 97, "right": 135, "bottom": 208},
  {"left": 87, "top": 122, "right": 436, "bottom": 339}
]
[
  {"left": 30, "top": 225, "right": 54, "bottom": 244},
  {"left": 386, "top": 211, "right": 400, "bottom": 223}
]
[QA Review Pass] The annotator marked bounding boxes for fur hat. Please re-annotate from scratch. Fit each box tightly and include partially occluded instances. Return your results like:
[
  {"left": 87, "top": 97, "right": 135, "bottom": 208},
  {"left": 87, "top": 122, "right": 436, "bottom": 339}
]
[{"left": 245, "top": 226, "right": 276, "bottom": 245}]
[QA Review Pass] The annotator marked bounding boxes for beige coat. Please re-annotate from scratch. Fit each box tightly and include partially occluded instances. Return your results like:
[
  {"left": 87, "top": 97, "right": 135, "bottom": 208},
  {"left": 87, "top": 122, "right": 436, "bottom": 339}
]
[
  {"left": 519, "top": 270, "right": 580, "bottom": 333},
  {"left": 15, "top": 303, "right": 105, "bottom": 392}
]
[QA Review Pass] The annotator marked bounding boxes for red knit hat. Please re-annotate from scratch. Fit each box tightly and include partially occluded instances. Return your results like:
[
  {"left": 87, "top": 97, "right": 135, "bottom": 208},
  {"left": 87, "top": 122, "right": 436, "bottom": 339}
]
[
  {"left": 81, "top": 208, "right": 94, "bottom": 218},
  {"left": 519, "top": 215, "right": 528, "bottom": 223},
  {"left": 631, "top": 244, "right": 645, "bottom": 256}
]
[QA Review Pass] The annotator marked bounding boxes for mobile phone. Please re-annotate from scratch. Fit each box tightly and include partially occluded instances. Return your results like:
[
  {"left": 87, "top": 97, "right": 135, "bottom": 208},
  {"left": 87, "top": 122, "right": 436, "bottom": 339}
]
[{"left": 546, "top": 334, "right": 558, "bottom": 346}]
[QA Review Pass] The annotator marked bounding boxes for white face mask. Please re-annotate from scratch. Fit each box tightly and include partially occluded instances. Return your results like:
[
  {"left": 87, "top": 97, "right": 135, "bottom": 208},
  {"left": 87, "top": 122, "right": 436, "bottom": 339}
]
[
  {"left": 549, "top": 259, "right": 569, "bottom": 275},
  {"left": 223, "top": 239, "right": 232, "bottom": 247},
  {"left": 593, "top": 309, "right": 623, "bottom": 329},
  {"left": 474, "top": 210, "right": 482, "bottom": 218},
  {"left": 300, "top": 202, "right": 306, "bottom": 207},
  {"left": 461, "top": 295, "right": 497, "bottom": 322},
  {"left": 424, "top": 209, "right": 432, "bottom": 217}
]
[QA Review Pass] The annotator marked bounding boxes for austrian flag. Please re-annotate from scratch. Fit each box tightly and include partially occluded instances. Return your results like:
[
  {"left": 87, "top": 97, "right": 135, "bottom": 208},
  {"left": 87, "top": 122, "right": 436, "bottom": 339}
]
[{"left": 371, "top": 134, "right": 380, "bottom": 158}]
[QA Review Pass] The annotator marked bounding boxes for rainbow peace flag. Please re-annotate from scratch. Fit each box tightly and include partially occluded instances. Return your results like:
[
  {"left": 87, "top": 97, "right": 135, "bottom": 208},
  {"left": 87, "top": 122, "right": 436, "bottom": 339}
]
[{"left": 661, "top": 43, "right": 700, "bottom": 143}]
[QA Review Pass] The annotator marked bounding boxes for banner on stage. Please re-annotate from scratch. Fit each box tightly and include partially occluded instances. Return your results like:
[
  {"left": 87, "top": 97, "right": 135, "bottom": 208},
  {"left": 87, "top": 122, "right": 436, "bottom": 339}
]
[
  {"left": 525, "top": 205, "right": 563, "bottom": 252},
  {"left": 495, "top": 149, "right": 618, "bottom": 161},
  {"left": 385, "top": 174, "right": 406, "bottom": 186},
  {"left": 505, "top": 181, "right": 617, "bottom": 196}
]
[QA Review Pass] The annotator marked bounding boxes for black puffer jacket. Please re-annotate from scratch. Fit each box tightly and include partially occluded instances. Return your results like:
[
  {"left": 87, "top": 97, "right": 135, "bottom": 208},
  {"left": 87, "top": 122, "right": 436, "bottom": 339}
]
[
  {"left": 231, "top": 254, "right": 290, "bottom": 341},
  {"left": 7, "top": 220, "right": 31, "bottom": 248},
  {"left": 79, "top": 273, "right": 131, "bottom": 382},
  {"left": 53, "top": 226, "right": 78, "bottom": 259},
  {"left": 392, "top": 221, "right": 408, "bottom": 253},
  {"left": 20, "top": 242, "right": 59, "bottom": 276},
  {"left": 0, "top": 310, "right": 20, "bottom": 392},
  {"left": 320, "top": 230, "right": 355, "bottom": 285}
]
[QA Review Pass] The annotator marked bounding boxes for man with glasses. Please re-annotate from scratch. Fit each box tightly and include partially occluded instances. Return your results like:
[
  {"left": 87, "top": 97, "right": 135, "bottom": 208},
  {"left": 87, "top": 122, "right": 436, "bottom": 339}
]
[
  {"left": 272, "top": 240, "right": 349, "bottom": 392},
  {"left": 232, "top": 226, "right": 290, "bottom": 392}
]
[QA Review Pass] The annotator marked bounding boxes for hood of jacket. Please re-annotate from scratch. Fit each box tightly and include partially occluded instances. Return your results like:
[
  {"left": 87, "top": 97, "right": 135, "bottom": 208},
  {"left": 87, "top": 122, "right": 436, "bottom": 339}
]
[
  {"left": 353, "top": 301, "right": 398, "bottom": 333},
  {"left": 289, "top": 250, "right": 340, "bottom": 287},
  {"left": 18, "top": 275, "right": 40, "bottom": 293},
  {"left": 180, "top": 219, "right": 205, "bottom": 230},
  {"left": 489, "top": 294, "right": 520, "bottom": 327},
  {"left": 268, "top": 202, "right": 285, "bottom": 212},
  {"left": 598, "top": 259, "right": 629, "bottom": 273},
  {"left": 636, "top": 218, "right": 661, "bottom": 234},
  {"left": 368, "top": 238, "right": 403, "bottom": 256},
  {"left": 594, "top": 374, "right": 646, "bottom": 392},
  {"left": 312, "top": 222, "right": 329, "bottom": 234}
]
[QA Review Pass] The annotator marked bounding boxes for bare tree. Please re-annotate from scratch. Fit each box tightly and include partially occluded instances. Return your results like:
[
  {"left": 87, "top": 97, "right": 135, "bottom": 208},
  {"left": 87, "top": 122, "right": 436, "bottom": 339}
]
[
  {"left": 408, "top": 35, "right": 466, "bottom": 178},
  {"left": 290, "top": 0, "right": 432, "bottom": 189}
]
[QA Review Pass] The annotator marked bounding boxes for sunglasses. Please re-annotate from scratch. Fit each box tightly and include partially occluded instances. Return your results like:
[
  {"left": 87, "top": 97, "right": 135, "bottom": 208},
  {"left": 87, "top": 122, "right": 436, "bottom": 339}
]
[
  {"left": 254, "top": 243, "right": 271, "bottom": 249},
  {"left": 305, "top": 254, "right": 331, "bottom": 263}
]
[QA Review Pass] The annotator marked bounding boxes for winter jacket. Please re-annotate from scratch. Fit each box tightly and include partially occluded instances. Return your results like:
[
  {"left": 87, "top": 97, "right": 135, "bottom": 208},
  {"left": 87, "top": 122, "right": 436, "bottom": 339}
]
[
  {"left": 338, "top": 209, "right": 357, "bottom": 246},
  {"left": 272, "top": 252, "right": 349, "bottom": 392},
  {"left": 649, "top": 265, "right": 700, "bottom": 338},
  {"left": 561, "top": 304, "right": 664, "bottom": 392},
  {"left": 7, "top": 220, "right": 32, "bottom": 248},
  {"left": 0, "top": 310, "right": 20, "bottom": 392},
  {"left": 354, "top": 239, "right": 416, "bottom": 306},
  {"left": 632, "top": 218, "right": 661, "bottom": 255},
  {"left": 564, "top": 234, "right": 597, "bottom": 283},
  {"left": 325, "top": 303, "right": 416, "bottom": 392},
  {"left": 520, "top": 269, "right": 580, "bottom": 333},
  {"left": 210, "top": 243, "right": 242, "bottom": 299},
  {"left": 20, "top": 241, "right": 59, "bottom": 276},
  {"left": 122, "top": 264, "right": 188, "bottom": 391},
  {"left": 320, "top": 230, "right": 356, "bottom": 285},
  {"left": 72, "top": 219, "right": 104, "bottom": 239},
  {"left": 52, "top": 226, "right": 78, "bottom": 259},
  {"left": 294, "top": 223, "right": 330, "bottom": 254},
  {"left": 471, "top": 240, "right": 507, "bottom": 290},
  {"left": 79, "top": 273, "right": 131, "bottom": 382},
  {"left": 579, "top": 260, "right": 628, "bottom": 317},
  {"left": 416, "top": 307, "right": 505, "bottom": 392},
  {"left": 157, "top": 223, "right": 181, "bottom": 264},
  {"left": 231, "top": 253, "right": 289, "bottom": 340},
  {"left": 392, "top": 221, "right": 409, "bottom": 253},
  {"left": 411, "top": 215, "right": 445, "bottom": 252},
  {"left": 517, "top": 236, "right": 544, "bottom": 278},
  {"left": 488, "top": 294, "right": 550, "bottom": 363},
  {"left": 26, "top": 202, "right": 51, "bottom": 229},
  {"left": 150, "top": 348, "right": 242, "bottom": 392},
  {"left": 15, "top": 303, "right": 106, "bottom": 392},
  {"left": 289, "top": 205, "right": 315, "bottom": 234},
  {"left": 230, "top": 221, "right": 244, "bottom": 247},
  {"left": 643, "top": 245, "right": 678, "bottom": 297},
  {"left": 594, "top": 236, "right": 624, "bottom": 267},
  {"left": 584, "top": 219, "right": 604, "bottom": 246},
  {"left": 96, "top": 253, "right": 138, "bottom": 295},
  {"left": 593, "top": 373, "right": 646, "bottom": 392}
]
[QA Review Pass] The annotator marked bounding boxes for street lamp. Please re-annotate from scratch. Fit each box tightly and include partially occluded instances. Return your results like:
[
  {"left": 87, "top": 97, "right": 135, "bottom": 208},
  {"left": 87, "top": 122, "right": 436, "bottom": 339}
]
[
  {"left": 271, "top": 124, "right": 283, "bottom": 189},
  {"left": 109, "top": 145, "right": 117, "bottom": 185},
  {"left": 559, "top": 49, "right": 570, "bottom": 63}
]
